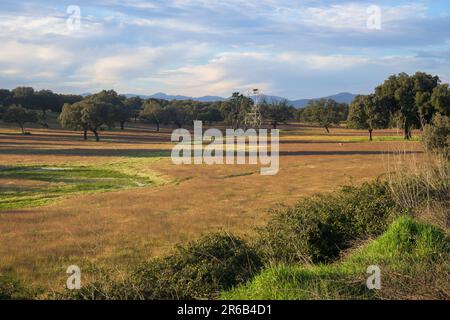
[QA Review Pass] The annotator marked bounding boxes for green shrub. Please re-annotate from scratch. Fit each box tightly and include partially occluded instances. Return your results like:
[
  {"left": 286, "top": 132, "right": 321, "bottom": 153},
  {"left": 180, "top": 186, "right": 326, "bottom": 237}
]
[
  {"left": 257, "top": 180, "right": 404, "bottom": 264},
  {"left": 129, "top": 233, "right": 262, "bottom": 299},
  {"left": 65, "top": 233, "right": 262, "bottom": 300},
  {"left": 0, "top": 276, "right": 34, "bottom": 300},
  {"left": 422, "top": 114, "right": 450, "bottom": 158}
]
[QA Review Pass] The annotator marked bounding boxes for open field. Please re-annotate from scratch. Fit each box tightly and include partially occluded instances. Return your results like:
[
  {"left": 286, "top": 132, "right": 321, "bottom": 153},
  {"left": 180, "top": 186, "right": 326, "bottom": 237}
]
[{"left": 0, "top": 121, "right": 424, "bottom": 292}]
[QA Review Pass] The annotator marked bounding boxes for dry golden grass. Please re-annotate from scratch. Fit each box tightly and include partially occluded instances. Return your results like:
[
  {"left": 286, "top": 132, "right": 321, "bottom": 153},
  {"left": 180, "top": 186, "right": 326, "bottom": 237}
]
[{"left": 0, "top": 121, "right": 424, "bottom": 291}]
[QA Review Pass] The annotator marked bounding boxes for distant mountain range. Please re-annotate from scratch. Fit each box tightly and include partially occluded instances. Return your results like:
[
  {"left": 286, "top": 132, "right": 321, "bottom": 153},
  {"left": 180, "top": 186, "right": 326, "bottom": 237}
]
[
  {"left": 83, "top": 91, "right": 358, "bottom": 108},
  {"left": 247, "top": 92, "right": 357, "bottom": 108},
  {"left": 122, "top": 92, "right": 227, "bottom": 103}
]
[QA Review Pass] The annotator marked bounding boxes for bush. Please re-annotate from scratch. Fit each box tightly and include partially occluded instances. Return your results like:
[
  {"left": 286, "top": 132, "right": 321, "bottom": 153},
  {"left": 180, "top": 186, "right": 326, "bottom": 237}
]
[
  {"left": 129, "top": 233, "right": 262, "bottom": 299},
  {"left": 422, "top": 114, "right": 450, "bottom": 158},
  {"left": 257, "top": 180, "right": 404, "bottom": 264},
  {"left": 65, "top": 233, "right": 262, "bottom": 300}
]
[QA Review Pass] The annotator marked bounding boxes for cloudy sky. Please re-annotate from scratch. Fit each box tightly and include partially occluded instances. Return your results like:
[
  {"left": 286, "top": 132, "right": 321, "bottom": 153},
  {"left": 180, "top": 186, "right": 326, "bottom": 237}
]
[{"left": 1, "top": 0, "right": 450, "bottom": 99}]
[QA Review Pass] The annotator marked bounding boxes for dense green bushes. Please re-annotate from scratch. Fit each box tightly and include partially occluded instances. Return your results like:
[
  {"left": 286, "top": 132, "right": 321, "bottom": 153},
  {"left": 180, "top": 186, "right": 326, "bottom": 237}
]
[
  {"left": 65, "top": 233, "right": 262, "bottom": 300},
  {"left": 257, "top": 181, "right": 404, "bottom": 264},
  {"left": 130, "top": 233, "right": 262, "bottom": 299}
]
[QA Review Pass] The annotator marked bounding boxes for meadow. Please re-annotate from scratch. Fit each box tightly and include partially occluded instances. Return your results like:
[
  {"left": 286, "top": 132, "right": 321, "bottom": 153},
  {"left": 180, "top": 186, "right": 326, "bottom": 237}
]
[{"left": 0, "top": 117, "right": 425, "bottom": 293}]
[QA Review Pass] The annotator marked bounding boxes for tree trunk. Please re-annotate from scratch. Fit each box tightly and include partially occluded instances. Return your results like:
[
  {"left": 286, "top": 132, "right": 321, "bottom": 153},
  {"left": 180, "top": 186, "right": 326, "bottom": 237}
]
[
  {"left": 418, "top": 113, "right": 425, "bottom": 130},
  {"left": 83, "top": 129, "right": 88, "bottom": 141},
  {"left": 120, "top": 121, "right": 125, "bottom": 130},
  {"left": 156, "top": 122, "right": 160, "bottom": 132},
  {"left": 404, "top": 127, "right": 410, "bottom": 140},
  {"left": 40, "top": 108, "right": 48, "bottom": 128},
  {"left": 369, "top": 129, "right": 373, "bottom": 141},
  {"left": 325, "top": 126, "right": 330, "bottom": 134},
  {"left": 93, "top": 129, "right": 100, "bottom": 142},
  {"left": 403, "top": 117, "right": 410, "bottom": 140},
  {"left": 20, "top": 123, "right": 25, "bottom": 134},
  {"left": 273, "top": 121, "right": 277, "bottom": 129}
]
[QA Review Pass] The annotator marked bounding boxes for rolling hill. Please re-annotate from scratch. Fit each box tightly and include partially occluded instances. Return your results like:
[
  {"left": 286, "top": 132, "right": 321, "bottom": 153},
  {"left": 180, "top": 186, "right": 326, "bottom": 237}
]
[{"left": 120, "top": 92, "right": 358, "bottom": 107}]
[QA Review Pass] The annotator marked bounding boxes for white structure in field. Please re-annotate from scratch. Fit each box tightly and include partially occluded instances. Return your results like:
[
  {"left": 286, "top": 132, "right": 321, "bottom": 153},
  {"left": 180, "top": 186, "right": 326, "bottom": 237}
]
[{"left": 244, "top": 88, "right": 263, "bottom": 129}]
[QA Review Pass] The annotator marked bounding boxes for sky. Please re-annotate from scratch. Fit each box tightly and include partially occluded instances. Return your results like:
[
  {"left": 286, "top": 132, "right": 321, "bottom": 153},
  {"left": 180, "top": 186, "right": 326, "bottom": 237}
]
[{"left": 0, "top": 0, "right": 450, "bottom": 99}]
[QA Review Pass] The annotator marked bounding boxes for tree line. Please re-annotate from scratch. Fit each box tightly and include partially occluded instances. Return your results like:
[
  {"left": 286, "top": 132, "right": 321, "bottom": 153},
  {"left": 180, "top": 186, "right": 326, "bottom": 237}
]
[
  {"left": 1, "top": 71, "right": 448, "bottom": 141},
  {"left": 348, "top": 72, "right": 449, "bottom": 140},
  {"left": 0, "top": 87, "right": 83, "bottom": 133},
  {"left": 0, "top": 88, "right": 296, "bottom": 140},
  {"left": 297, "top": 72, "right": 450, "bottom": 140}
]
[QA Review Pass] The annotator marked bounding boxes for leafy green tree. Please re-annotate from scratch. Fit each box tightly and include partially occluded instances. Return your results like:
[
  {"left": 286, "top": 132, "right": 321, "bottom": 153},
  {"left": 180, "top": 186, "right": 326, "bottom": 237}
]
[
  {"left": 58, "top": 91, "right": 119, "bottom": 141},
  {"left": 33, "top": 90, "right": 61, "bottom": 113},
  {"left": 415, "top": 91, "right": 433, "bottom": 128},
  {"left": 0, "top": 89, "right": 10, "bottom": 105},
  {"left": 0, "top": 105, "right": 6, "bottom": 119},
  {"left": 114, "top": 104, "right": 134, "bottom": 130},
  {"left": 335, "top": 102, "right": 349, "bottom": 122},
  {"left": 301, "top": 98, "right": 341, "bottom": 133},
  {"left": 431, "top": 84, "right": 450, "bottom": 117},
  {"left": 220, "top": 92, "right": 253, "bottom": 129},
  {"left": 2, "top": 105, "right": 38, "bottom": 134},
  {"left": 59, "top": 94, "right": 83, "bottom": 107},
  {"left": 348, "top": 95, "right": 388, "bottom": 141},
  {"left": 59, "top": 102, "right": 89, "bottom": 140},
  {"left": 197, "top": 104, "right": 224, "bottom": 125},
  {"left": 124, "top": 96, "right": 143, "bottom": 122},
  {"left": 140, "top": 100, "right": 165, "bottom": 131},
  {"left": 413, "top": 72, "right": 440, "bottom": 127},
  {"left": 394, "top": 73, "right": 417, "bottom": 139},
  {"left": 166, "top": 102, "right": 192, "bottom": 128},
  {"left": 84, "top": 90, "right": 125, "bottom": 134},
  {"left": 30, "top": 89, "right": 62, "bottom": 128},
  {"left": 260, "top": 99, "right": 292, "bottom": 129},
  {"left": 11, "top": 87, "right": 35, "bottom": 108},
  {"left": 81, "top": 101, "right": 116, "bottom": 141},
  {"left": 375, "top": 72, "right": 441, "bottom": 139}
]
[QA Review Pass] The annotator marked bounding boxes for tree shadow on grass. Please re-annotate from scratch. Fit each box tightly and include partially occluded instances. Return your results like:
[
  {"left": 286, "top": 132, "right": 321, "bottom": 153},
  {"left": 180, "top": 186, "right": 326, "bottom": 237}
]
[
  {"left": 0, "top": 148, "right": 172, "bottom": 158},
  {"left": 278, "top": 150, "right": 423, "bottom": 156}
]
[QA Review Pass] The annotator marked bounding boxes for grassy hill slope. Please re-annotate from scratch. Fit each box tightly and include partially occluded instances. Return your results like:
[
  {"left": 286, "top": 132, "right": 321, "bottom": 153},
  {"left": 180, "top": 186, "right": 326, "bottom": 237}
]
[{"left": 223, "top": 216, "right": 449, "bottom": 300}]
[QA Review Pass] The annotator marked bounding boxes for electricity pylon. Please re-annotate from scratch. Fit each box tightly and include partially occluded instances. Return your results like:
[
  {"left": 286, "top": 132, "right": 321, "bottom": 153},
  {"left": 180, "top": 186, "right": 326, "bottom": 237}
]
[{"left": 244, "top": 88, "right": 262, "bottom": 129}]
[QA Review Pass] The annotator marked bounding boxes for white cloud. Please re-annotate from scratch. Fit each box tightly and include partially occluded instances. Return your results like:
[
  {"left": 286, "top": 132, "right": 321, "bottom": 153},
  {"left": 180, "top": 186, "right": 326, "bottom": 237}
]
[
  {"left": 298, "top": 3, "right": 427, "bottom": 32},
  {"left": 121, "top": 16, "right": 219, "bottom": 34},
  {"left": 0, "top": 14, "right": 103, "bottom": 40},
  {"left": 0, "top": 41, "right": 74, "bottom": 79},
  {"left": 277, "top": 53, "right": 369, "bottom": 69},
  {"left": 0, "top": 0, "right": 449, "bottom": 98}
]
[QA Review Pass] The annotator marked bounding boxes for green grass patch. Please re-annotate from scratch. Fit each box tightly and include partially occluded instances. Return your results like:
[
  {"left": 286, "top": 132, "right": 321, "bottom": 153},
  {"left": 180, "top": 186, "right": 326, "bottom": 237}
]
[
  {"left": 0, "top": 163, "right": 162, "bottom": 210},
  {"left": 223, "top": 216, "right": 449, "bottom": 300}
]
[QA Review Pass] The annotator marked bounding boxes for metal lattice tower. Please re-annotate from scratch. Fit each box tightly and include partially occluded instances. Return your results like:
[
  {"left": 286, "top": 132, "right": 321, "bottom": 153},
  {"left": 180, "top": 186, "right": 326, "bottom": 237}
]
[{"left": 244, "top": 88, "right": 262, "bottom": 129}]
